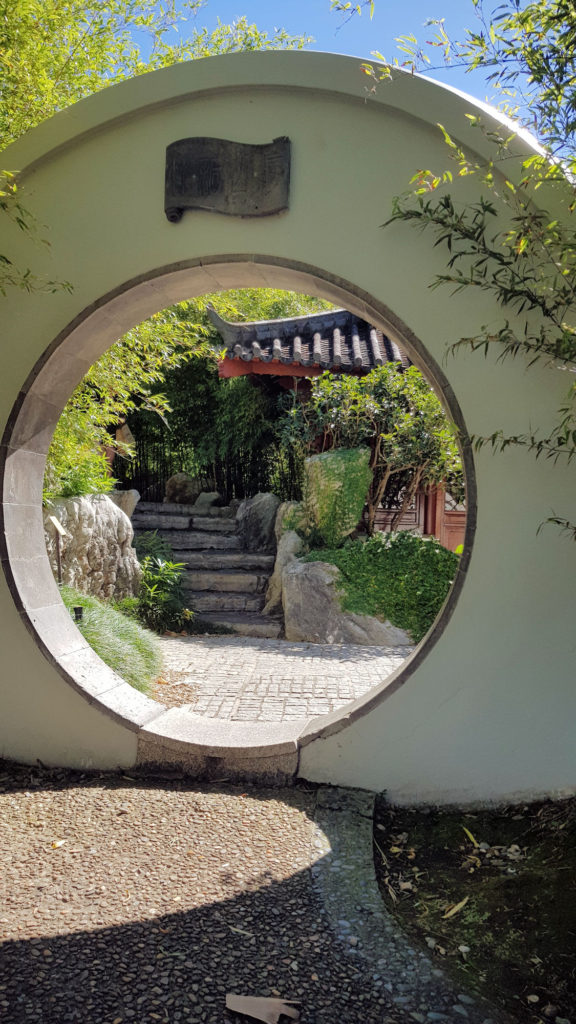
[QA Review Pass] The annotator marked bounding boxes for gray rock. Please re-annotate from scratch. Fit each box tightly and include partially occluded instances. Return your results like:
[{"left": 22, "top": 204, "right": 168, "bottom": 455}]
[
  {"left": 282, "top": 560, "right": 412, "bottom": 646},
  {"left": 44, "top": 494, "right": 141, "bottom": 600},
  {"left": 108, "top": 489, "right": 140, "bottom": 518},
  {"left": 263, "top": 530, "right": 303, "bottom": 616},
  {"left": 165, "top": 472, "right": 202, "bottom": 505},
  {"left": 192, "top": 491, "right": 223, "bottom": 512},
  {"left": 237, "top": 492, "right": 281, "bottom": 553}
]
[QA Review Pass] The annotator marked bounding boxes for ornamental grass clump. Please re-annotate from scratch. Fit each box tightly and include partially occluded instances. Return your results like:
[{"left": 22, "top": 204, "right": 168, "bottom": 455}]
[
  {"left": 305, "top": 531, "right": 459, "bottom": 643},
  {"left": 60, "top": 586, "right": 161, "bottom": 693}
]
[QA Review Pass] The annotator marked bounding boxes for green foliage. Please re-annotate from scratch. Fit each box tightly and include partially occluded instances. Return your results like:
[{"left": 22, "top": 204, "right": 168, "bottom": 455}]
[
  {"left": 60, "top": 585, "right": 161, "bottom": 693},
  {"left": 306, "top": 532, "right": 459, "bottom": 643},
  {"left": 304, "top": 448, "right": 372, "bottom": 548},
  {"left": 43, "top": 304, "right": 215, "bottom": 502},
  {"left": 133, "top": 530, "right": 173, "bottom": 561},
  {"left": 44, "top": 408, "right": 116, "bottom": 502},
  {"left": 2, "top": 3, "right": 313, "bottom": 486},
  {"left": 0, "top": 5, "right": 310, "bottom": 291},
  {"left": 279, "top": 364, "right": 463, "bottom": 534},
  {"left": 360, "top": 0, "right": 576, "bottom": 535},
  {"left": 119, "top": 288, "right": 332, "bottom": 501},
  {"left": 137, "top": 556, "right": 192, "bottom": 634},
  {"left": 0, "top": 3, "right": 309, "bottom": 148}
]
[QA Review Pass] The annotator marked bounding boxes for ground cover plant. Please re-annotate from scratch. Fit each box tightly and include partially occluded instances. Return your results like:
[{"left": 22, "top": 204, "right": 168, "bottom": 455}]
[
  {"left": 373, "top": 796, "right": 576, "bottom": 1024},
  {"left": 305, "top": 532, "right": 458, "bottom": 643},
  {"left": 60, "top": 586, "right": 161, "bottom": 693}
]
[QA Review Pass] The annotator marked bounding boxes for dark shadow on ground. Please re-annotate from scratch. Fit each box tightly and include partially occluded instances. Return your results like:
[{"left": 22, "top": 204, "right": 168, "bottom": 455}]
[{"left": 0, "top": 762, "right": 403, "bottom": 1024}]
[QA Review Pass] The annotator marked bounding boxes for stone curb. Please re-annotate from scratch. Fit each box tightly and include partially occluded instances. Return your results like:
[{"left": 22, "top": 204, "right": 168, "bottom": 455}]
[{"left": 310, "top": 787, "right": 514, "bottom": 1024}]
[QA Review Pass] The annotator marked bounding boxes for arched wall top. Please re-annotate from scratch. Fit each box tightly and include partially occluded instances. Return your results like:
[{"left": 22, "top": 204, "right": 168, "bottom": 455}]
[{"left": 6, "top": 50, "right": 542, "bottom": 181}]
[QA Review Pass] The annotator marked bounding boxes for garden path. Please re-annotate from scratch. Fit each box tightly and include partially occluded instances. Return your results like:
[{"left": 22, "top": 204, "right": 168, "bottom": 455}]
[
  {"left": 0, "top": 763, "right": 504, "bottom": 1024},
  {"left": 155, "top": 635, "right": 414, "bottom": 721}
]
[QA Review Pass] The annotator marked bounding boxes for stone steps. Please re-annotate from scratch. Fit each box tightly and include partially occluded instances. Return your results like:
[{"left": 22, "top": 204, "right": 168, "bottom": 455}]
[
  {"left": 133, "top": 499, "right": 279, "bottom": 638},
  {"left": 198, "top": 612, "right": 282, "bottom": 639},
  {"left": 177, "top": 551, "right": 275, "bottom": 572},
  {"left": 133, "top": 512, "right": 192, "bottom": 530},
  {"left": 158, "top": 531, "right": 242, "bottom": 551},
  {"left": 188, "top": 590, "right": 265, "bottom": 613},
  {"left": 133, "top": 513, "right": 237, "bottom": 533},
  {"left": 184, "top": 569, "right": 269, "bottom": 594},
  {"left": 138, "top": 501, "right": 233, "bottom": 519}
]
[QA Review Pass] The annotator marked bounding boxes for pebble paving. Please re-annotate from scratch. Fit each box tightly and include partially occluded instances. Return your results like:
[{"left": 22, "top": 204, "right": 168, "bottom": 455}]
[
  {"left": 0, "top": 763, "right": 509, "bottom": 1024},
  {"left": 156, "top": 634, "right": 413, "bottom": 719}
]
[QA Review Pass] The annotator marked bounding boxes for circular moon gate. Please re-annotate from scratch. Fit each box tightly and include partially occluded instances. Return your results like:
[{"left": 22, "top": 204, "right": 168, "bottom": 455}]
[{"left": 1, "top": 53, "right": 574, "bottom": 803}]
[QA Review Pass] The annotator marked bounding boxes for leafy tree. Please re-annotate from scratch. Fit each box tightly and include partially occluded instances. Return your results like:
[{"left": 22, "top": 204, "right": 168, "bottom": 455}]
[
  {"left": 0, "top": 1, "right": 311, "bottom": 498},
  {"left": 43, "top": 304, "right": 211, "bottom": 501},
  {"left": 119, "top": 289, "right": 333, "bottom": 502},
  {"left": 278, "top": 364, "right": 463, "bottom": 535},
  {"left": 0, "top": 1, "right": 309, "bottom": 292},
  {"left": 335, "top": 0, "right": 576, "bottom": 535}
]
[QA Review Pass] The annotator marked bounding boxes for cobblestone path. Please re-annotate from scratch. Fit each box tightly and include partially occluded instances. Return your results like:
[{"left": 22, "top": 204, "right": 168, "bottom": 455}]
[{"left": 156, "top": 634, "right": 413, "bottom": 721}]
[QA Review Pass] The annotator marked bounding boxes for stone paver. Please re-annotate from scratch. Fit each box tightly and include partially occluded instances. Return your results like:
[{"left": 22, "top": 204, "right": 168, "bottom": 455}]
[{"left": 157, "top": 634, "right": 413, "bottom": 720}]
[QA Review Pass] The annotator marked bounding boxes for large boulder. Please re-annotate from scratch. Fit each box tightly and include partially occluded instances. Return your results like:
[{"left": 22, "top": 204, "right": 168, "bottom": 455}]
[
  {"left": 108, "top": 488, "right": 140, "bottom": 518},
  {"left": 305, "top": 448, "right": 372, "bottom": 548},
  {"left": 282, "top": 560, "right": 412, "bottom": 646},
  {"left": 263, "top": 530, "right": 304, "bottom": 616},
  {"left": 165, "top": 472, "right": 202, "bottom": 505},
  {"left": 237, "top": 492, "right": 281, "bottom": 553},
  {"left": 44, "top": 494, "right": 141, "bottom": 600}
]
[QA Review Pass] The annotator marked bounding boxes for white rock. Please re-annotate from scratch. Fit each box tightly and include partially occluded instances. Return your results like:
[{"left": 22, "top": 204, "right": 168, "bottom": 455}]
[{"left": 44, "top": 494, "right": 141, "bottom": 600}]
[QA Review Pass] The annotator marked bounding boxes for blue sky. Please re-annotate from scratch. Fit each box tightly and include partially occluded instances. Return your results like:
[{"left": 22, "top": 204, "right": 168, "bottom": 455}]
[{"left": 189, "top": 0, "right": 496, "bottom": 102}]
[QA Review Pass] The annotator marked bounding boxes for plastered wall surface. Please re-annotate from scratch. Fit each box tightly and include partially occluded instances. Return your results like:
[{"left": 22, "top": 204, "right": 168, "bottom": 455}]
[{"left": 1, "top": 51, "right": 574, "bottom": 801}]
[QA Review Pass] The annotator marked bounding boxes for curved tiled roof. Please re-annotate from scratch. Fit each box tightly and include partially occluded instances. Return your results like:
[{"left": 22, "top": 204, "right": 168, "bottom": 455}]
[{"left": 208, "top": 306, "right": 410, "bottom": 373}]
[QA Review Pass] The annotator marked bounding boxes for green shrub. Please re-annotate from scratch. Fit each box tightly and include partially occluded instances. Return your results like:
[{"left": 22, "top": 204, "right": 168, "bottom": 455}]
[
  {"left": 60, "top": 586, "right": 161, "bottom": 693},
  {"left": 133, "top": 530, "right": 173, "bottom": 561},
  {"left": 305, "top": 532, "right": 459, "bottom": 643},
  {"left": 137, "top": 556, "right": 193, "bottom": 634}
]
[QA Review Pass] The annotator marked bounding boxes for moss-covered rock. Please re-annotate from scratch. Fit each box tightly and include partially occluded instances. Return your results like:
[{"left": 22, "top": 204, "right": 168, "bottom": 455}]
[
  {"left": 274, "top": 500, "right": 308, "bottom": 543},
  {"left": 304, "top": 448, "right": 371, "bottom": 548}
]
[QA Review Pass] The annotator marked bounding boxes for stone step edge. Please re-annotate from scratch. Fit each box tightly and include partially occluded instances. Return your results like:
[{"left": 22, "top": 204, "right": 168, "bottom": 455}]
[
  {"left": 137, "top": 502, "right": 235, "bottom": 518},
  {"left": 133, "top": 519, "right": 237, "bottom": 533},
  {"left": 198, "top": 612, "right": 282, "bottom": 638},
  {"left": 187, "top": 593, "right": 266, "bottom": 606}
]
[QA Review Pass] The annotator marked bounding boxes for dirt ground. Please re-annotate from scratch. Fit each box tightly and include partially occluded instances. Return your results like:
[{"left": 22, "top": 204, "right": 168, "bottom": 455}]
[{"left": 373, "top": 795, "right": 576, "bottom": 1024}]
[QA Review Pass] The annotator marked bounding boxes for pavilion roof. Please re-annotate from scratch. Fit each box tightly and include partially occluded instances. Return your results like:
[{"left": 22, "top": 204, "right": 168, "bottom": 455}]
[{"left": 208, "top": 306, "right": 410, "bottom": 375}]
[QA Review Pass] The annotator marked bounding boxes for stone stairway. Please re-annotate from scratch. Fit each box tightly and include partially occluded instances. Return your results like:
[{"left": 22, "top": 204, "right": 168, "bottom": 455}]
[{"left": 132, "top": 502, "right": 280, "bottom": 638}]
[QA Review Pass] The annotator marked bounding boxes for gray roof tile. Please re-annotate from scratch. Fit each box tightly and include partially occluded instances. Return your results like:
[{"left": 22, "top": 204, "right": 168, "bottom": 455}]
[{"left": 208, "top": 306, "right": 410, "bottom": 373}]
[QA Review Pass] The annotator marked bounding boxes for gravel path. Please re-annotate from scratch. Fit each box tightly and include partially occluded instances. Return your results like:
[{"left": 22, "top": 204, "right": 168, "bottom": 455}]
[
  {"left": 155, "top": 635, "right": 412, "bottom": 719},
  {"left": 0, "top": 762, "right": 409, "bottom": 1024},
  {"left": 0, "top": 762, "right": 507, "bottom": 1024}
]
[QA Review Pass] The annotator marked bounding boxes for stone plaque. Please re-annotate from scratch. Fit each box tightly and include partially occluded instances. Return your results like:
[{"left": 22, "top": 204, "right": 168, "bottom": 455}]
[{"left": 165, "top": 136, "right": 291, "bottom": 222}]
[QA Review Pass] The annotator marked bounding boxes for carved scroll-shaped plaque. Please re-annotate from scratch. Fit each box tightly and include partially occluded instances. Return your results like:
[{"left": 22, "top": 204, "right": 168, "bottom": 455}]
[{"left": 165, "top": 136, "right": 291, "bottom": 222}]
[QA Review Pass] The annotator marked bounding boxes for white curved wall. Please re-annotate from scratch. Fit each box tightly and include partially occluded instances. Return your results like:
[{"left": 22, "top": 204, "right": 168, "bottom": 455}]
[{"left": 1, "top": 52, "right": 574, "bottom": 801}]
